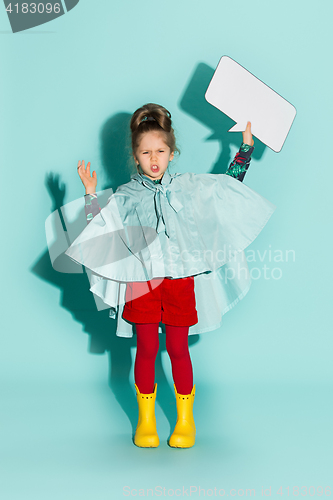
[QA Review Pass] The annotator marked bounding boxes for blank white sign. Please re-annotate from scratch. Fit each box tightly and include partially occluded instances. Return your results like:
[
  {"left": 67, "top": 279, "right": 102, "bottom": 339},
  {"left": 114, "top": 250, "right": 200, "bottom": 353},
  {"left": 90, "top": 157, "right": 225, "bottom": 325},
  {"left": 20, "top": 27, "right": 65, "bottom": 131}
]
[{"left": 205, "top": 56, "right": 296, "bottom": 152}]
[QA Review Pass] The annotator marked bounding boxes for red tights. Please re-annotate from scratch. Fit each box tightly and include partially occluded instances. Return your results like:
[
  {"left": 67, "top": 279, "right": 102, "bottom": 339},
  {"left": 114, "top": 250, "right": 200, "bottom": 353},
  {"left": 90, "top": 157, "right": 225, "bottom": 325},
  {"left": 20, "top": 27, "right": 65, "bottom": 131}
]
[{"left": 134, "top": 323, "right": 193, "bottom": 395}]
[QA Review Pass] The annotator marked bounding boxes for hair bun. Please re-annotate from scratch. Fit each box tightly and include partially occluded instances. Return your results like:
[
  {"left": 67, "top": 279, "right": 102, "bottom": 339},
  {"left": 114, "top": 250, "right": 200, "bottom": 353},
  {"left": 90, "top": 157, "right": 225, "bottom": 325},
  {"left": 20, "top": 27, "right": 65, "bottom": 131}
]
[{"left": 130, "top": 103, "right": 172, "bottom": 134}]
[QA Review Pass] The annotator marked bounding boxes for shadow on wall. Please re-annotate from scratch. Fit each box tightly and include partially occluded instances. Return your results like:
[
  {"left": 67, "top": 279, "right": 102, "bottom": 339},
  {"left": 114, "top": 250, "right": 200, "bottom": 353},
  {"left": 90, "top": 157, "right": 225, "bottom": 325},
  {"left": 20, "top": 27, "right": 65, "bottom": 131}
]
[
  {"left": 33, "top": 64, "right": 260, "bottom": 437},
  {"left": 179, "top": 62, "right": 266, "bottom": 172}
]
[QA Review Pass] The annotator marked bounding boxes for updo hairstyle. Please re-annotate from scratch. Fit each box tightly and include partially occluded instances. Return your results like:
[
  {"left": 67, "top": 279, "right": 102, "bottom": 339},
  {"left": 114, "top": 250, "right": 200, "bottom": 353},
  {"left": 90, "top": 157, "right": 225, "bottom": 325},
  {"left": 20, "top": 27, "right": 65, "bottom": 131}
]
[{"left": 130, "top": 103, "right": 180, "bottom": 171}]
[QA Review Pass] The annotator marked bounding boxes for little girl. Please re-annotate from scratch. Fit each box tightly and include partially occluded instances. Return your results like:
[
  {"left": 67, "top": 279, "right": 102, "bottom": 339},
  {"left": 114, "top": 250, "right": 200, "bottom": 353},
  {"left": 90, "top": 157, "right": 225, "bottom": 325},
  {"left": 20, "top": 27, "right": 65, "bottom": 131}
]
[{"left": 65, "top": 103, "right": 276, "bottom": 449}]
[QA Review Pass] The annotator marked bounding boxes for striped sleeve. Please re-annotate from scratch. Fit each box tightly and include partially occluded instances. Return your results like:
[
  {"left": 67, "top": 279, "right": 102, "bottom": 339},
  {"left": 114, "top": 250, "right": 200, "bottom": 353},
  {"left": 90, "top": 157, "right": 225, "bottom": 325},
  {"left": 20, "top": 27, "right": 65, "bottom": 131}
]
[
  {"left": 225, "top": 143, "right": 255, "bottom": 182},
  {"left": 84, "top": 193, "right": 101, "bottom": 224}
]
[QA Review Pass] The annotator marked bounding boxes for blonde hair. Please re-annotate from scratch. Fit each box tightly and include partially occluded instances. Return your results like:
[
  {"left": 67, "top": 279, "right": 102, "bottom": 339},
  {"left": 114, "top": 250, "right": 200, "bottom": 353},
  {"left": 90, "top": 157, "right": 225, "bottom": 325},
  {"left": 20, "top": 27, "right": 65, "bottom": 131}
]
[{"left": 130, "top": 103, "right": 180, "bottom": 172}]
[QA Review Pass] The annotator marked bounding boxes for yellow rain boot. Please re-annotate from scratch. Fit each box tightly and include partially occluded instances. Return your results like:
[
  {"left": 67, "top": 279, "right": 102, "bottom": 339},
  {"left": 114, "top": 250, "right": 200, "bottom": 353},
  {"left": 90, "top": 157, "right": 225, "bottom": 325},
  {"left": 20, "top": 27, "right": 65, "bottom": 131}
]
[
  {"left": 169, "top": 384, "right": 196, "bottom": 448},
  {"left": 134, "top": 383, "right": 159, "bottom": 448}
]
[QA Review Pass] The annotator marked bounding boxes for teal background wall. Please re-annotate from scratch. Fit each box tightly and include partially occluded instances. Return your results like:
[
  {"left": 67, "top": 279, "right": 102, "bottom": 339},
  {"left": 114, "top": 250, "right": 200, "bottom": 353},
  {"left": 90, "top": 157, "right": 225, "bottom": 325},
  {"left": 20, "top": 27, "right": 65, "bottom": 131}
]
[{"left": 1, "top": 0, "right": 333, "bottom": 498}]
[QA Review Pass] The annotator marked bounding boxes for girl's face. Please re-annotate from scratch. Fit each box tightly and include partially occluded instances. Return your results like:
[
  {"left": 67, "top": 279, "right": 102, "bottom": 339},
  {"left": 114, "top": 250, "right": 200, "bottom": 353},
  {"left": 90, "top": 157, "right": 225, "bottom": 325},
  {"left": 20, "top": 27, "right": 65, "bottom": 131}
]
[{"left": 134, "top": 131, "right": 174, "bottom": 180}]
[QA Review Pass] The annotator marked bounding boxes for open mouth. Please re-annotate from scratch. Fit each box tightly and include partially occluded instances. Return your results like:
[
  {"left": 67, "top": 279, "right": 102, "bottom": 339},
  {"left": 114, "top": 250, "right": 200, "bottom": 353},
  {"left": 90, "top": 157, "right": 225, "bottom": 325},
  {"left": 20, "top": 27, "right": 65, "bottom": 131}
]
[{"left": 151, "top": 165, "right": 159, "bottom": 172}]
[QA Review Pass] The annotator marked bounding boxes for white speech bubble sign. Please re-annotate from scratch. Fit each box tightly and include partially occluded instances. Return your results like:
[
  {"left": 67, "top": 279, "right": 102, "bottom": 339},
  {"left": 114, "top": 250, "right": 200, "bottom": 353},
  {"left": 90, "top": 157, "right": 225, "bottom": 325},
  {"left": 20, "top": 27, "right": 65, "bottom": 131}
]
[{"left": 205, "top": 56, "right": 297, "bottom": 152}]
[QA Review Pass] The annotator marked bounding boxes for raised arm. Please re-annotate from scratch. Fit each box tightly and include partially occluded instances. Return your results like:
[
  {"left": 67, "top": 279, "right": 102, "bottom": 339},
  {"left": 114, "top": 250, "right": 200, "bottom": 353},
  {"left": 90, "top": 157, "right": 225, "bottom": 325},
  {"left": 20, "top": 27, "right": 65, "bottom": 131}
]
[
  {"left": 226, "top": 121, "right": 254, "bottom": 183},
  {"left": 77, "top": 160, "right": 101, "bottom": 224}
]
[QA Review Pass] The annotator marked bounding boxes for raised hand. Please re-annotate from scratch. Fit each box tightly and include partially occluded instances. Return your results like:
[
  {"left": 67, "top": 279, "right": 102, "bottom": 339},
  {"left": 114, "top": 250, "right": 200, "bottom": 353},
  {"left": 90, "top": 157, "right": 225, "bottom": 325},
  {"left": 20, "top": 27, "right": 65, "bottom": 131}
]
[
  {"left": 77, "top": 160, "right": 97, "bottom": 195},
  {"left": 242, "top": 121, "right": 254, "bottom": 147},
  {"left": 45, "top": 172, "right": 66, "bottom": 210}
]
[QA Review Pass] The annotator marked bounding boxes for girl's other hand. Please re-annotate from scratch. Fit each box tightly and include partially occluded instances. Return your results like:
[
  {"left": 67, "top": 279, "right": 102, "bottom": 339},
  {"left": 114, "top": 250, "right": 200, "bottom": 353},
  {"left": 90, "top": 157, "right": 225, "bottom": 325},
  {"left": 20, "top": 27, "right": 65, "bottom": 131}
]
[
  {"left": 242, "top": 121, "right": 254, "bottom": 147},
  {"left": 77, "top": 160, "right": 97, "bottom": 195}
]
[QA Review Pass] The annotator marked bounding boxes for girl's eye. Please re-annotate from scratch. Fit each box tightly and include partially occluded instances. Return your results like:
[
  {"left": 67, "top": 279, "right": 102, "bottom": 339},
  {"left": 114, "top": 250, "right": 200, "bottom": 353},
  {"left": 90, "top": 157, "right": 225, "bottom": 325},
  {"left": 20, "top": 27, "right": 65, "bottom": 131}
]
[{"left": 159, "top": 150, "right": 165, "bottom": 153}]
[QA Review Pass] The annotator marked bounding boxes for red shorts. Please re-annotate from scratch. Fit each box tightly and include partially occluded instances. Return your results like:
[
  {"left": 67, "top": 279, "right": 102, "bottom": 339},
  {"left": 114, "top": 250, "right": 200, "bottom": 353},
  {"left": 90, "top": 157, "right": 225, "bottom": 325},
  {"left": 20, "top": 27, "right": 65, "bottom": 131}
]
[{"left": 122, "top": 277, "right": 198, "bottom": 327}]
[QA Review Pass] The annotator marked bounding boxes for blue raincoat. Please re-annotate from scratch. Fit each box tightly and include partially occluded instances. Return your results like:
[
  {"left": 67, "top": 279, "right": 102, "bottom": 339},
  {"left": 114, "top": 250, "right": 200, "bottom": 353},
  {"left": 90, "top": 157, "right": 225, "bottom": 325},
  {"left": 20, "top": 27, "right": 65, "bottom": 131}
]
[{"left": 65, "top": 169, "right": 276, "bottom": 337}]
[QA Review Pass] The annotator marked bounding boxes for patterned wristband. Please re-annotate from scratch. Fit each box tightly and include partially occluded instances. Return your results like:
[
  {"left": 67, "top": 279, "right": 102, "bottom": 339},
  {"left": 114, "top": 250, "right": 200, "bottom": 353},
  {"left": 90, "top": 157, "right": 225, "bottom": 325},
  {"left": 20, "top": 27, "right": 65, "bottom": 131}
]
[{"left": 240, "top": 142, "right": 253, "bottom": 153}]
